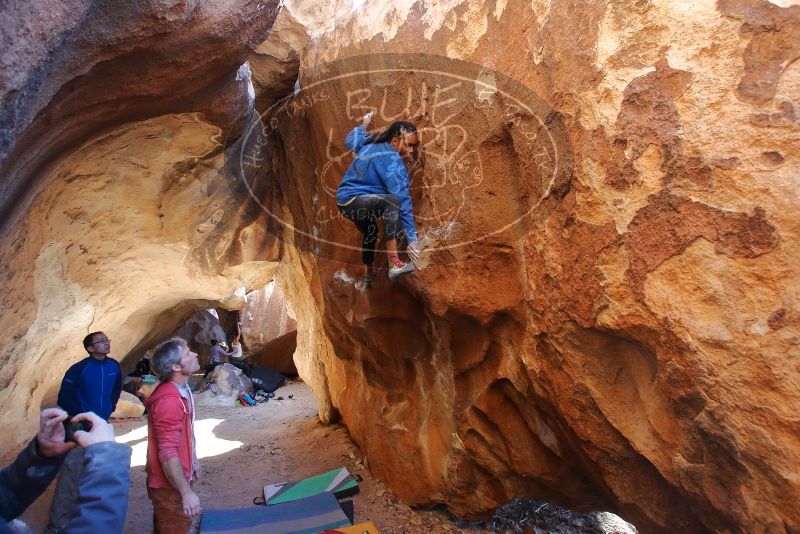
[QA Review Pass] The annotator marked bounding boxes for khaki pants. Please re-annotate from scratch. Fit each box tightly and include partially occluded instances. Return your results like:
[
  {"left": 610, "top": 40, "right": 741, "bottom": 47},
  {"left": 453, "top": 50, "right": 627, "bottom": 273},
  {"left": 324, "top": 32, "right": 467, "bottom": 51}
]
[
  {"left": 147, "top": 486, "right": 198, "bottom": 534},
  {"left": 45, "top": 447, "right": 84, "bottom": 533}
]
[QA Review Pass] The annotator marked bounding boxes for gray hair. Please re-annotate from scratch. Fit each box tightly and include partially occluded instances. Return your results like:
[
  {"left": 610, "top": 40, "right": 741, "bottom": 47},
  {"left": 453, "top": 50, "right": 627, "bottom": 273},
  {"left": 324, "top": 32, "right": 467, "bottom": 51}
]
[{"left": 151, "top": 337, "right": 188, "bottom": 381}]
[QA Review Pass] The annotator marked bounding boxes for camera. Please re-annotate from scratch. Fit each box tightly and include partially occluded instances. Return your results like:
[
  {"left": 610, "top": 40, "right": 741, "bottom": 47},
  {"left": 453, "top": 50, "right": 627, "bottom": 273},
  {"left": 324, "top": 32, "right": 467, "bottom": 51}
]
[{"left": 63, "top": 419, "right": 92, "bottom": 442}]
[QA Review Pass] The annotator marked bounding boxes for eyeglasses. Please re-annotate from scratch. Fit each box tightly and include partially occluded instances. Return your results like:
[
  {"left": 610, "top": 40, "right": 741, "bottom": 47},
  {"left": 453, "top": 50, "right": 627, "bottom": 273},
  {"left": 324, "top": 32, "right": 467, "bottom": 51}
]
[{"left": 91, "top": 338, "right": 110, "bottom": 345}]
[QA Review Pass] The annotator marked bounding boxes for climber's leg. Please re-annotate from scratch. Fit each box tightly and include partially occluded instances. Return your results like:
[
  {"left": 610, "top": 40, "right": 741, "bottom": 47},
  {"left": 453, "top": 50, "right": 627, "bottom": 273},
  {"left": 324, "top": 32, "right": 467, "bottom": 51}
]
[
  {"left": 385, "top": 238, "right": 398, "bottom": 263},
  {"left": 358, "top": 218, "right": 379, "bottom": 269},
  {"left": 340, "top": 198, "right": 380, "bottom": 287},
  {"left": 374, "top": 194, "right": 414, "bottom": 278},
  {"left": 340, "top": 194, "right": 413, "bottom": 280},
  {"left": 379, "top": 194, "right": 402, "bottom": 264}
]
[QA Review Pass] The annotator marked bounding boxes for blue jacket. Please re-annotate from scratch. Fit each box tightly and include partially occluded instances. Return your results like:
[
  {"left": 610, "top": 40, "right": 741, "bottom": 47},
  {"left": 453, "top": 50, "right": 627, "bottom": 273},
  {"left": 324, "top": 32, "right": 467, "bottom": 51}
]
[
  {"left": 0, "top": 440, "right": 131, "bottom": 533},
  {"left": 58, "top": 356, "right": 122, "bottom": 421},
  {"left": 336, "top": 125, "right": 418, "bottom": 241}
]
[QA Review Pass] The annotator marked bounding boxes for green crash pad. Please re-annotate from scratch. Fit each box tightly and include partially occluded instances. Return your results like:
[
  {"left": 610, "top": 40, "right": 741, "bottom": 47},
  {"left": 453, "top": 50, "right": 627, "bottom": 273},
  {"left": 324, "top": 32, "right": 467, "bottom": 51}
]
[{"left": 264, "top": 467, "right": 359, "bottom": 505}]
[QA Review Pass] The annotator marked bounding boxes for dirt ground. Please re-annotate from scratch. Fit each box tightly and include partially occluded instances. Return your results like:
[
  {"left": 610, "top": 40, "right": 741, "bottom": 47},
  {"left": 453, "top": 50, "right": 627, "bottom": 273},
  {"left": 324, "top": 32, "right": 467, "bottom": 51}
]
[{"left": 18, "top": 380, "right": 476, "bottom": 533}]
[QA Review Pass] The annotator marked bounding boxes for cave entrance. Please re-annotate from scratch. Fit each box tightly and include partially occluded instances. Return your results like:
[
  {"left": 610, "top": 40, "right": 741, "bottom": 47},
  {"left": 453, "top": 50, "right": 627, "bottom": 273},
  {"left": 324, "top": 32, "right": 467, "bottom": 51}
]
[
  {"left": 118, "top": 278, "right": 300, "bottom": 417},
  {"left": 96, "top": 279, "right": 466, "bottom": 533},
  {"left": 172, "top": 279, "right": 298, "bottom": 379}
]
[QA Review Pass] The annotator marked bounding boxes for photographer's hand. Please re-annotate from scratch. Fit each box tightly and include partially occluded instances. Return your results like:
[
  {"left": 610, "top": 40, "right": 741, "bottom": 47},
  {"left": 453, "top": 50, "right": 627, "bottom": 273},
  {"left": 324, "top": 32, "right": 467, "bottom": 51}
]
[
  {"left": 37, "top": 408, "right": 76, "bottom": 457},
  {"left": 71, "top": 412, "right": 115, "bottom": 448}
]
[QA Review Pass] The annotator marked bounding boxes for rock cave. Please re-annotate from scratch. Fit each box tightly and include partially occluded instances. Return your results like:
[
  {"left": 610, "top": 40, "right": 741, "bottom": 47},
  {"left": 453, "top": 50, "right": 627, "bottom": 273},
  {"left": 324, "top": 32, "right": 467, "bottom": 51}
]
[{"left": 1, "top": 0, "right": 798, "bottom": 532}]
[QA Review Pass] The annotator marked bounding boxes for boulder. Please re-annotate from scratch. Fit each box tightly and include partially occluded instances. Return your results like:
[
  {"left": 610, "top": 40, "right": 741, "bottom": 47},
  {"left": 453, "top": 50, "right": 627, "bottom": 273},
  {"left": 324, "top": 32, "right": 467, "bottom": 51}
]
[
  {"left": 171, "top": 310, "right": 229, "bottom": 368},
  {"left": 193, "top": 389, "right": 238, "bottom": 408},
  {"left": 211, "top": 363, "right": 252, "bottom": 396},
  {"left": 110, "top": 391, "right": 145, "bottom": 419},
  {"left": 241, "top": 282, "right": 298, "bottom": 374},
  {"left": 263, "top": 1, "right": 800, "bottom": 532}
]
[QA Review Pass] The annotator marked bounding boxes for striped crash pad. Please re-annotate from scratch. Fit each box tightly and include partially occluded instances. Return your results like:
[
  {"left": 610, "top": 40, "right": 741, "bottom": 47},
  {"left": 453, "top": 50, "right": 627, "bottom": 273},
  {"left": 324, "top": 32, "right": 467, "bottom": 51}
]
[
  {"left": 318, "top": 521, "right": 380, "bottom": 534},
  {"left": 200, "top": 492, "right": 351, "bottom": 534},
  {"left": 265, "top": 467, "right": 359, "bottom": 505}
]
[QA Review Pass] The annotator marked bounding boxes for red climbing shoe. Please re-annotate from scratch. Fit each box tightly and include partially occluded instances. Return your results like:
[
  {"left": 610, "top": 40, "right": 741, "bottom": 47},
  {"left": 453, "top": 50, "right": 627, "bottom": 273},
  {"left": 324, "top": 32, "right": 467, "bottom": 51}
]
[{"left": 388, "top": 258, "right": 415, "bottom": 280}]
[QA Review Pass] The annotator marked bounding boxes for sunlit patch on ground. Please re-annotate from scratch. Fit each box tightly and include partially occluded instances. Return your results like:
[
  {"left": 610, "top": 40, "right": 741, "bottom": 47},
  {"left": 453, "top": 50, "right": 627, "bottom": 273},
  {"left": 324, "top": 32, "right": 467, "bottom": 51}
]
[{"left": 117, "top": 418, "right": 243, "bottom": 467}]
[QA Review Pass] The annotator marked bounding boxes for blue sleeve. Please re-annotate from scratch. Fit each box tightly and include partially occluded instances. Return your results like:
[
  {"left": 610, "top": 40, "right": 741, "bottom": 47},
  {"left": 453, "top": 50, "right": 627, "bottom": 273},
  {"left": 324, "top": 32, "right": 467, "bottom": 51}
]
[
  {"left": 0, "top": 440, "right": 64, "bottom": 521},
  {"left": 345, "top": 125, "right": 369, "bottom": 153},
  {"left": 111, "top": 363, "right": 122, "bottom": 411},
  {"left": 377, "top": 154, "right": 418, "bottom": 242},
  {"left": 63, "top": 442, "right": 131, "bottom": 534},
  {"left": 58, "top": 364, "right": 84, "bottom": 417}
]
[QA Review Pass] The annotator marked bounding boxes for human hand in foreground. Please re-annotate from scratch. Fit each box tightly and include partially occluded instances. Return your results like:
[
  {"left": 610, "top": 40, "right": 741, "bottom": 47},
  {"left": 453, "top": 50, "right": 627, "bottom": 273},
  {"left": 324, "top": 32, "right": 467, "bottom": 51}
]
[
  {"left": 37, "top": 408, "right": 76, "bottom": 457},
  {"left": 362, "top": 111, "right": 374, "bottom": 129},
  {"left": 407, "top": 240, "right": 421, "bottom": 263},
  {"left": 71, "top": 412, "right": 115, "bottom": 448},
  {"left": 182, "top": 489, "right": 201, "bottom": 516}
]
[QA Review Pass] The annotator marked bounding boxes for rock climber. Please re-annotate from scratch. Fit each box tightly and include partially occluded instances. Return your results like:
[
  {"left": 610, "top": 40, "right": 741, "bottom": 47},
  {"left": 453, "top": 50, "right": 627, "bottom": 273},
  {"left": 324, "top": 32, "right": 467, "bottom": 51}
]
[{"left": 336, "top": 111, "right": 422, "bottom": 288}]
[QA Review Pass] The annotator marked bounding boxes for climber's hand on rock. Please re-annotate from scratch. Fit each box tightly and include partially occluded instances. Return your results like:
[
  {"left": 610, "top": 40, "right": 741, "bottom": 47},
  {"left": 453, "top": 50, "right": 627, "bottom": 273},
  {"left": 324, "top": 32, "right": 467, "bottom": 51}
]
[
  {"left": 362, "top": 111, "right": 374, "bottom": 129},
  {"left": 407, "top": 240, "right": 421, "bottom": 263}
]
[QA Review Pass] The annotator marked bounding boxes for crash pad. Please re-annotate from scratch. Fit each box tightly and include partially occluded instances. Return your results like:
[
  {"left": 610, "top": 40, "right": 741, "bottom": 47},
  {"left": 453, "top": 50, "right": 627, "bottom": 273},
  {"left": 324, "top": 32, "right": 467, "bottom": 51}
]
[{"left": 264, "top": 467, "right": 359, "bottom": 506}]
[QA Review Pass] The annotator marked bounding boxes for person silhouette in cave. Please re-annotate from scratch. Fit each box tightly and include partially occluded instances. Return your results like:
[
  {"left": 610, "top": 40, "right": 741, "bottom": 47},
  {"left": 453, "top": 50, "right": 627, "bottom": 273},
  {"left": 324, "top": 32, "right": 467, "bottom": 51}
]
[
  {"left": 227, "top": 334, "right": 251, "bottom": 376},
  {"left": 337, "top": 111, "right": 422, "bottom": 289},
  {"left": 203, "top": 339, "right": 232, "bottom": 378}
]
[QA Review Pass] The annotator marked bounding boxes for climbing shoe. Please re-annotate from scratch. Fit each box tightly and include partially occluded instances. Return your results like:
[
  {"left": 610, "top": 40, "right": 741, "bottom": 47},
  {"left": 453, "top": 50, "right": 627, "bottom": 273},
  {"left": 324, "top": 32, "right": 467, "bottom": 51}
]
[{"left": 388, "top": 259, "right": 415, "bottom": 280}]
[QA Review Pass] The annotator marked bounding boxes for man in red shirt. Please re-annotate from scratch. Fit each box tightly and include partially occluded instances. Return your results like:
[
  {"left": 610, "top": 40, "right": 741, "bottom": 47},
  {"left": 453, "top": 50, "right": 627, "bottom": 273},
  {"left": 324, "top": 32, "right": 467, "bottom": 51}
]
[{"left": 145, "top": 338, "right": 201, "bottom": 533}]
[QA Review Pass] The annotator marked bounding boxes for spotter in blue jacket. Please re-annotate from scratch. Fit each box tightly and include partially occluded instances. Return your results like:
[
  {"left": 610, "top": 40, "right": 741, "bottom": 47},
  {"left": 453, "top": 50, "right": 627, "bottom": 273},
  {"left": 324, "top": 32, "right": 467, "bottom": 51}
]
[{"left": 58, "top": 356, "right": 122, "bottom": 421}]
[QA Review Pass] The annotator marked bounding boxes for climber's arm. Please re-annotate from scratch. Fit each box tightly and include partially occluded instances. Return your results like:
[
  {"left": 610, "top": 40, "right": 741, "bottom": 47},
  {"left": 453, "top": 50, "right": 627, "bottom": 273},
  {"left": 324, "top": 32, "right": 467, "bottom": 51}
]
[
  {"left": 344, "top": 112, "right": 375, "bottom": 153},
  {"left": 345, "top": 125, "right": 369, "bottom": 153}
]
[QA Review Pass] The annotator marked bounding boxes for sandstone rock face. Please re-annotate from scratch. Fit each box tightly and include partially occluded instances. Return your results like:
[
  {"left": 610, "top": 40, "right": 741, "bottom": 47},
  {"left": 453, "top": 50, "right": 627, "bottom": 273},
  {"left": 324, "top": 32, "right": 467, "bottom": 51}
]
[
  {"left": 111, "top": 391, "right": 145, "bottom": 419},
  {"left": 241, "top": 281, "right": 298, "bottom": 374},
  {"left": 250, "top": 9, "right": 310, "bottom": 111},
  {"left": 0, "top": 0, "right": 280, "bottom": 234},
  {"left": 0, "top": 0, "right": 282, "bottom": 452},
  {"left": 0, "top": 1, "right": 798, "bottom": 533},
  {"left": 259, "top": 1, "right": 800, "bottom": 532}
]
